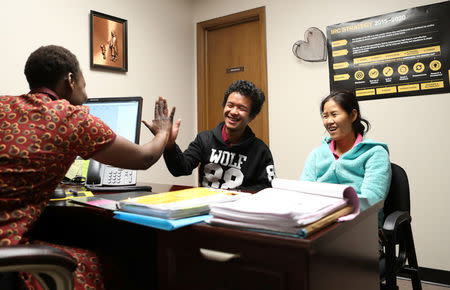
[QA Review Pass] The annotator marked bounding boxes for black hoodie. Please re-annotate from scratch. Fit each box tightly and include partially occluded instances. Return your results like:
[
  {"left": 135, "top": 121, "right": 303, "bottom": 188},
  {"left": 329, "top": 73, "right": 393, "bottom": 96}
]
[{"left": 163, "top": 122, "right": 275, "bottom": 191}]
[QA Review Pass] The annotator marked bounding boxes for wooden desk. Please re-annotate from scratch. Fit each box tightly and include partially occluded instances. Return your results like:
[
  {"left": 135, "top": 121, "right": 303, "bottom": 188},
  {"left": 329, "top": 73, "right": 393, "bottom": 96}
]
[
  {"left": 157, "top": 200, "right": 381, "bottom": 290},
  {"left": 34, "top": 183, "right": 382, "bottom": 290},
  {"left": 32, "top": 183, "right": 191, "bottom": 289}
]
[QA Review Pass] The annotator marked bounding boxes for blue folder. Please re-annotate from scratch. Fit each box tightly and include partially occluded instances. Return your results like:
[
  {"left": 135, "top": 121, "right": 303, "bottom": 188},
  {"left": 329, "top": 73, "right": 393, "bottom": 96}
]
[{"left": 113, "top": 211, "right": 211, "bottom": 231}]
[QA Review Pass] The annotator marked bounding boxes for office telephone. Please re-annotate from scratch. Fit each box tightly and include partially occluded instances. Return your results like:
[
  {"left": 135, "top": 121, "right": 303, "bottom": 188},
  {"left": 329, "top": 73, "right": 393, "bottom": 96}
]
[
  {"left": 86, "top": 160, "right": 137, "bottom": 186},
  {"left": 85, "top": 160, "right": 152, "bottom": 192}
]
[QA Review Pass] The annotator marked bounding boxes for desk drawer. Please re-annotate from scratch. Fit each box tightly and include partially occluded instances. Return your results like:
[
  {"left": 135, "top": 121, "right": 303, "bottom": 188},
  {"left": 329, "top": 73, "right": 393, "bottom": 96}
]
[{"left": 158, "top": 229, "right": 308, "bottom": 290}]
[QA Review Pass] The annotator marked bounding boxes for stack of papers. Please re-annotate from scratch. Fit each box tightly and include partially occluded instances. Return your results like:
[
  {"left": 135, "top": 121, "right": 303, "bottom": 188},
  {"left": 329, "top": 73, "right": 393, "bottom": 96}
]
[
  {"left": 118, "top": 187, "right": 249, "bottom": 219},
  {"left": 113, "top": 211, "right": 212, "bottom": 231},
  {"left": 208, "top": 179, "right": 360, "bottom": 237}
]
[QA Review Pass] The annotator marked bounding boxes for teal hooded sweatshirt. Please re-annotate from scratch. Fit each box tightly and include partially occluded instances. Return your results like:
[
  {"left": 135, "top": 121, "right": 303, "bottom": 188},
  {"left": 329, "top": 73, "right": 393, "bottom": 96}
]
[{"left": 301, "top": 137, "right": 391, "bottom": 220}]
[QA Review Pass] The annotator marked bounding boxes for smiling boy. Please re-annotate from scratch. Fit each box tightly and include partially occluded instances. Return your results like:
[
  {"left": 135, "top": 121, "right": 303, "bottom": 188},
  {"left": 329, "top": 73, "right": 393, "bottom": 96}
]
[{"left": 147, "top": 80, "right": 275, "bottom": 191}]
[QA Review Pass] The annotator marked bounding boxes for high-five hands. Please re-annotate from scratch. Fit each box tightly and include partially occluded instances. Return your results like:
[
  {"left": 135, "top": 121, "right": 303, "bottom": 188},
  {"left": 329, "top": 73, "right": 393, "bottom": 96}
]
[
  {"left": 142, "top": 96, "right": 175, "bottom": 138},
  {"left": 166, "top": 114, "right": 181, "bottom": 150}
]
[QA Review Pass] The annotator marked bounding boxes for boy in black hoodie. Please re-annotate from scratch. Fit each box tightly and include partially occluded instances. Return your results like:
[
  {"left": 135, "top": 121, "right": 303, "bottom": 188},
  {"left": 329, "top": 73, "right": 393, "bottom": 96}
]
[{"left": 145, "top": 80, "right": 275, "bottom": 191}]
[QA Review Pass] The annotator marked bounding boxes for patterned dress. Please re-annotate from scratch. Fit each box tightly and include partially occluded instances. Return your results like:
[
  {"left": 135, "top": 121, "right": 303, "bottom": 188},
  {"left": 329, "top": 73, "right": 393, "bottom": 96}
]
[{"left": 0, "top": 89, "right": 116, "bottom": 289}]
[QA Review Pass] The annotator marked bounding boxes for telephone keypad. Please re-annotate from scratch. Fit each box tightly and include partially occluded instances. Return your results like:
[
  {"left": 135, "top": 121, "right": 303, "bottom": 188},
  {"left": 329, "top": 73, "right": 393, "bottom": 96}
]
[{"left": 104, "top": 166, "right": 137, "bottom": 186}]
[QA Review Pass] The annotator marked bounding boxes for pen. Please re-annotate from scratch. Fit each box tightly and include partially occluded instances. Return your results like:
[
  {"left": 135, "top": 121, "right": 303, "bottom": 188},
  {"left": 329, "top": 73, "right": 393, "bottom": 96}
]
[{"left": 69, "top": 189, "right": 79, "bottom": 196}]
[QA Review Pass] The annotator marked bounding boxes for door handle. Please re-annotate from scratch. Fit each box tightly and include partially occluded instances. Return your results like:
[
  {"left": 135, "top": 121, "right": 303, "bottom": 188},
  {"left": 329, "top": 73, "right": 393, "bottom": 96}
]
[{"left": 199, "top": 248, "right": 241, "bottom": 262}]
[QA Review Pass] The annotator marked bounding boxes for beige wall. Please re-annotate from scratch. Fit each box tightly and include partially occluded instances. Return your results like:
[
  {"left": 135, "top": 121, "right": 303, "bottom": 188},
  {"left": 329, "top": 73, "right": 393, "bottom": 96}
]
[
  {"left": 2, "top": 0, "right": 449, "bottom": 273},
  {"left": 1, "top": 0, "right": 198, "bottom": 186},
  {"left": 193, "top": 0, "right": 450, "bottom": 272}
]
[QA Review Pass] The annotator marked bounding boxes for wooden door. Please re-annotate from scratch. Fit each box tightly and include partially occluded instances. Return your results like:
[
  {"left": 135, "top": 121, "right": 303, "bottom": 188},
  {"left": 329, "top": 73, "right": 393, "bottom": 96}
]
[{"left": 197, "top": 7, "right": 269, "bottom": 144}]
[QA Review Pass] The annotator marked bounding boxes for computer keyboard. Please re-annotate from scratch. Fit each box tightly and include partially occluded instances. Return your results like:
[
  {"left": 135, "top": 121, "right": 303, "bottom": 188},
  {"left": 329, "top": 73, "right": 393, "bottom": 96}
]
[{"left": 85, "top": 185, "right": 152, "bottom": 192}]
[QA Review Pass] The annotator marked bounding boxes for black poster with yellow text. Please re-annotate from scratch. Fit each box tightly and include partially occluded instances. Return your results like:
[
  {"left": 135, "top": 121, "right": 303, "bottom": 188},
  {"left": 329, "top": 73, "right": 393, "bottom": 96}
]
[{"left": 327, "top": 1, "right": 450, "bottom": 100}]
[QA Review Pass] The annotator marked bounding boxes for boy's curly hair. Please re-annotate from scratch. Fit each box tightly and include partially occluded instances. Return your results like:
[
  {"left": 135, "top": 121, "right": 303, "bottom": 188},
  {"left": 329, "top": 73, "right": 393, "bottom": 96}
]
[{"left": 222, "top": 80, "right": 265, "bottom": 118}]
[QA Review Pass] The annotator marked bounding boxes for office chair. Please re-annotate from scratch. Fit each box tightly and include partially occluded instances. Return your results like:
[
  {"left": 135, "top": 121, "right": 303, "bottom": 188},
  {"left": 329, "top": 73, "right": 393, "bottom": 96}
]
[
  {"left": 379, "top": 163, "right": 421, "bottom": 290},
  {"left": 0, "top": 244, "right": 77, "bottom": 290}
]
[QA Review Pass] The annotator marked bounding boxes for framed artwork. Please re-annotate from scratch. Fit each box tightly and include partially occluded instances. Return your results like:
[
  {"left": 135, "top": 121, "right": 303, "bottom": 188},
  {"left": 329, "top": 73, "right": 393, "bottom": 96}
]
[{"left": 90, "top": 10, "right": 128, "bottom": 71}]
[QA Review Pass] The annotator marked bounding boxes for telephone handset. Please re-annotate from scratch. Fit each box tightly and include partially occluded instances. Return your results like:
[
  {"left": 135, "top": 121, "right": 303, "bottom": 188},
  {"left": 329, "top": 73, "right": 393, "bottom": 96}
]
[{"left": 86, "top": 160, "right": 137, "bottom": 186}]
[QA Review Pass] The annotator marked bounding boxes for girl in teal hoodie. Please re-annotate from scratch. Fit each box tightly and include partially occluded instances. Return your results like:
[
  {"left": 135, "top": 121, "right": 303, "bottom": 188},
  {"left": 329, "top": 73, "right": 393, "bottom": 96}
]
[{"left": 301, "top": 91, "right": 391, "bottom": 213}]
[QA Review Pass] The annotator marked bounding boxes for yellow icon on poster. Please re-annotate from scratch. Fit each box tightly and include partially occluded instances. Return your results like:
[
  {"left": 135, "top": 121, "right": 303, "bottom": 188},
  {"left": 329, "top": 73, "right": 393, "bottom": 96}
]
[
  {"left": 368, "top": 68, "right": 379, "bottom": 79},
  {"left": 354, "top": 70, "right": 365, "bottom": 80},
  {"left": 382, "top": 66, "right": 393, "bottom": 77},
  {"left": 398, "top": 64, "right": 409, "bottom": 75},
  {"left": 429, "top": 60, "right": 441, "bottom": 71},
  {"left": 413, "top": 62, "right": 425, "bottom": 73}
]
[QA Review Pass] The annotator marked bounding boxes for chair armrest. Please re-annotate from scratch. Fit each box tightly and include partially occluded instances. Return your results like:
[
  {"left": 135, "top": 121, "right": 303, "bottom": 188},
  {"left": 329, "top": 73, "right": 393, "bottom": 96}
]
[
  {"left": 382, "top": 210, "right": 411, "bottom": 233},
  {"left": 0, "top": 244, "right": 77, "bottom": 272},
  {"left": 0, "top": 244, "right": 77, "bottom": 290}
]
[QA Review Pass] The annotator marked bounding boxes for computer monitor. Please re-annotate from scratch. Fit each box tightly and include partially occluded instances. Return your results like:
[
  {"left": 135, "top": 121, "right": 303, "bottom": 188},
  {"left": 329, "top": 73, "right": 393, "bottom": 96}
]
[
  {"left": 64, "top": 96, "right": 143, "bottom": 184},
  {"left": 85, "top": 96, "right": 143, "bottom": 144}
]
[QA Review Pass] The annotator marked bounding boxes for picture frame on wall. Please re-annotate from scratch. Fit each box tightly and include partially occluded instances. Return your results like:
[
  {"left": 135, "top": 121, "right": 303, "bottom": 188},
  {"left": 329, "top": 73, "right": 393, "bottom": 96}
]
[{"left": 90, "top": 10, "right": 128, "bottom": 72}]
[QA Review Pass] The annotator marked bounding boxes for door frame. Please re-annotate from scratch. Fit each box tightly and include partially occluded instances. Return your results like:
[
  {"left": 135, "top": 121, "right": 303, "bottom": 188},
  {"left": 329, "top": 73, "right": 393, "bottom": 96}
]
[{"left": 196, "top": 6, "right": 269, "bottom": 144}]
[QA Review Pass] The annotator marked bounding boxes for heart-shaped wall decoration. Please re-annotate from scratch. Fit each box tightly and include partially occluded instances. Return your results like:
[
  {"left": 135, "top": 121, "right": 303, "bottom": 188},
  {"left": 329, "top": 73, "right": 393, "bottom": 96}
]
[{"left": 292, "top": 27, "right": 327, "bottom": 62}]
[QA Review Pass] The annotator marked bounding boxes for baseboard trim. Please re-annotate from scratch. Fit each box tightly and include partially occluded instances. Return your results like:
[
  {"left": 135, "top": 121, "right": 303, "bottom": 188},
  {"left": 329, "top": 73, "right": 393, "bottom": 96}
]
[{"left": 399, "top": 267, "right": 450, "bottom": 286}]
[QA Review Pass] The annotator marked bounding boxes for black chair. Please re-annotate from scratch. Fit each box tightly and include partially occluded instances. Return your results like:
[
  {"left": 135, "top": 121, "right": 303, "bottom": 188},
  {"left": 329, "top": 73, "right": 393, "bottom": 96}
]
[
  {"left": 0, "top": 244, "right": 77, "bottom": 290},
  {"left": 379, "top": 163, "right": 421, "bottom": 290}
]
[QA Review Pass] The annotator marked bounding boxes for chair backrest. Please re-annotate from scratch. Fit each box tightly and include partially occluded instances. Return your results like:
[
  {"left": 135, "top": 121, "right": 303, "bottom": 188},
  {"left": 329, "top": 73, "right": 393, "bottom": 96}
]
[{"left": 383, "top": 163, "right": 411, "bottom": 220}]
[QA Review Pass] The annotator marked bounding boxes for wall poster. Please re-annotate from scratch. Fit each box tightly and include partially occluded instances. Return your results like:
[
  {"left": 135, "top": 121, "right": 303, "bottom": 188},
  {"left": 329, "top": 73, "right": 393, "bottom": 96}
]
[{"left": 326, "top": 1, "right": 450, "bottom": 100}]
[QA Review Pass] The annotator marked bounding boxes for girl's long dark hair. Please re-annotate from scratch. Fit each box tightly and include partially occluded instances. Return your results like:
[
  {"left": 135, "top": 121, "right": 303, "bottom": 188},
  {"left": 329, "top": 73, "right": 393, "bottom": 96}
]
[{"left": 320, "top": 90, "right": 370, "bottom": 136}]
